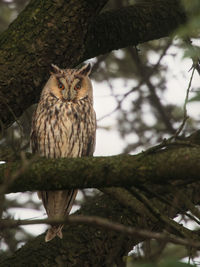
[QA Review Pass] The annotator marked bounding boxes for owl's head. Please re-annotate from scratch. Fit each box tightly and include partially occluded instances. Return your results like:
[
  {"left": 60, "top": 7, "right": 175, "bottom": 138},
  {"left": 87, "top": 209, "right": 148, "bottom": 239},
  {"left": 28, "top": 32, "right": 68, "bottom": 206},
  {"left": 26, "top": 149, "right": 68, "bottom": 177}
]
[{"left": 44, "top": 63, "right": 93, "bottom": 102}]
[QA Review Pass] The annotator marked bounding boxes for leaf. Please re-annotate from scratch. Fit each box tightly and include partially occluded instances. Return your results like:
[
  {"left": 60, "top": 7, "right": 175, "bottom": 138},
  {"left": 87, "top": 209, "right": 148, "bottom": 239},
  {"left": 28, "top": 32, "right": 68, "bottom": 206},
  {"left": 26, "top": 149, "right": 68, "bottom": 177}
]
[{"left": 188, "top": 91, "right": 200, "bottom": 102}]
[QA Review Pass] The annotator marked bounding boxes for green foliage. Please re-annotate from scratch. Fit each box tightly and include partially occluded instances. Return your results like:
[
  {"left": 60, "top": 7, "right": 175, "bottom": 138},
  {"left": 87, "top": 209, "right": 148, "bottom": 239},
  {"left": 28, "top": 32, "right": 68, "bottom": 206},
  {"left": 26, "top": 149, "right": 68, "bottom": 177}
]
[
  {"left": 188, "top": 91, "right": 200, "bottom": 103},
  {"left": 177, "top": 0, "right": 200, "bottom": 38}
]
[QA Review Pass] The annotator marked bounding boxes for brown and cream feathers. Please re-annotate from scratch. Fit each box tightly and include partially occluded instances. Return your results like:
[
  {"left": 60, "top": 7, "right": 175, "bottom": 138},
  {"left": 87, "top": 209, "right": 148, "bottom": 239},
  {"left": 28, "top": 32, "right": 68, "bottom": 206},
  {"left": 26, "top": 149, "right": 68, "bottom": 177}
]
[{"left": 30, "top": 63, "right": 96, "bottom": 242}]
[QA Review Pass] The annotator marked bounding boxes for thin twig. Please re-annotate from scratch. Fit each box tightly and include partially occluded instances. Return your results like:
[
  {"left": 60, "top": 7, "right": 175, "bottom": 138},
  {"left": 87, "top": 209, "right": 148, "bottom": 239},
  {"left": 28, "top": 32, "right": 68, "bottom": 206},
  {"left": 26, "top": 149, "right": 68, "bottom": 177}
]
[
  {"left": 174, "top": 67, "right": 195, "bottom": 137},
  {"left": 129, "top": 187, "right": 193, "bottom": 239},
  {"left": 0, "top": 154, "right": 37, "bottom": 195},
  {"left": 0, "top": 215, "right": 200, "bottom": 248},
  {"left": 136, "top": 184, "right": 200, "bottom": 226},
  {"left": 128, "top": 43, "right": 175, "bottom": 134},
  {"left": 98, "top": 40, "right": 172, "bottom": 123},
  {"left": 97, "top": 102, "right": 121, "bottom": 121},
  {"left": 184, "top": 37, "right": 200, "bottom": 76}
]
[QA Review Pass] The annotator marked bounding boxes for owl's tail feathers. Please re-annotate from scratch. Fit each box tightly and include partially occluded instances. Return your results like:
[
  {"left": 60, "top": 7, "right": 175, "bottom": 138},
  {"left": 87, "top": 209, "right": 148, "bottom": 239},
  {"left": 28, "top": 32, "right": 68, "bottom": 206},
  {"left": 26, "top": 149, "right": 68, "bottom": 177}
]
[{"left": 45, "top": 225, "right": 63, "bottom": 242}]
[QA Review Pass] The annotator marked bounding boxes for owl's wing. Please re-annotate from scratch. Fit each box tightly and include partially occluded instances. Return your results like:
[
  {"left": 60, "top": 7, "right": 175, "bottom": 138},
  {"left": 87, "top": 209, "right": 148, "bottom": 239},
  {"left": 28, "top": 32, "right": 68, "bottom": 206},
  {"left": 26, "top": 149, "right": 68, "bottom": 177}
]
[
  {"left": 83, "top": 134, "right": 96, "bottom": 157},
  {"left": 82, "top": 112, "right": 96, "bottom": 157},
  {"left": 31, "top": 103, "right": 96, "bottom": 242}
]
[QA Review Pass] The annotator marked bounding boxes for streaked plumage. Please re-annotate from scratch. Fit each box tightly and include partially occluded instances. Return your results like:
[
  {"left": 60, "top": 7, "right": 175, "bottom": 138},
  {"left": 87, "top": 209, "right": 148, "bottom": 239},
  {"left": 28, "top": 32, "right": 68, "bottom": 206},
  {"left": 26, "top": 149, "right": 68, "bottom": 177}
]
[{"left": 30, "top": 63, "right": 96, "bottom": 242}]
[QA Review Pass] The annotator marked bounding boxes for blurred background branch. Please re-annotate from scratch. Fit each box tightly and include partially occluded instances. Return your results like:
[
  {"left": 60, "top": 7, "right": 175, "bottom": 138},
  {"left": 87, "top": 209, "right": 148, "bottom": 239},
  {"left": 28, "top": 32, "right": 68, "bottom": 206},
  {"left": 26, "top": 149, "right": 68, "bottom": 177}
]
[{"left": 1, "top": 0, "right": 200, "bottom": 266}]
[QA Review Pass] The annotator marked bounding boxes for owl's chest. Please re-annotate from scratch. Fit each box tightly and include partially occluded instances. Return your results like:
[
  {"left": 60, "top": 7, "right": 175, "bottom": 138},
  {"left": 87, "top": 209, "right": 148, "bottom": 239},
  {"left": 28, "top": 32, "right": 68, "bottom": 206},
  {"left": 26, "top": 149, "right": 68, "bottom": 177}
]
[
  {"left": 44, "top": 103, "right": 93, "bottom": 137},
  {"left": 35, "top": 102, "right": 95, "bottom": 157}
]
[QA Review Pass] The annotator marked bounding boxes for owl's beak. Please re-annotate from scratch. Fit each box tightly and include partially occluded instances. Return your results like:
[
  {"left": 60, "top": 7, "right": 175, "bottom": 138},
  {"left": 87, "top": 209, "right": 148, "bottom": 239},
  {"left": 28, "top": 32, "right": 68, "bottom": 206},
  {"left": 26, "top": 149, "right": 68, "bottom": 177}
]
[
  {"left": 62, "top": 88, "right": 70, "bottom": 101},
  {"left": 62, "top": 87, "right": 77, "bottom": 101}
]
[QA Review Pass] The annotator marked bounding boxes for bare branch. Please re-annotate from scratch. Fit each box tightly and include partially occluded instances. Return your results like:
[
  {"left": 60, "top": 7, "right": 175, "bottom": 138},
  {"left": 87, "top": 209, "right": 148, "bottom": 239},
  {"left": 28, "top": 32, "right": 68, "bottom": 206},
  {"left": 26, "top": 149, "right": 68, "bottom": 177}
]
[
  {"left": 174, "top": 67, "right": 195, "bottom": 137},
  {"left": 1, "top": 140, "right": 200, "bottom": 193},
  {"left": 0, "top": 0, "right": 186, "bottom": 129},
  {"left": 1, "top": 215, "right": 200, "bottom": 249}
]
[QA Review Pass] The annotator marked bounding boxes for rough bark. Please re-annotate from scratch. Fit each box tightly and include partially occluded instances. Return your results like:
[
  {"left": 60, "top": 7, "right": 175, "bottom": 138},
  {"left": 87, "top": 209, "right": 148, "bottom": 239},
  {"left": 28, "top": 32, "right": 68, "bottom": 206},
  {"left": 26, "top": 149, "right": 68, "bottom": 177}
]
[
  {"left": 0, "top": 0, "right": 108, "bottom": 129},
  {"left": 0, "top": 0, "right": 186, "bottom": 130},
  {"left": 0, "top": 1, "right": 192, "bottom": 265},
  {"left": 0, "top": 194, "right": 137, "bottom": 267},
  {"left": 1, "top": 182, "right": 200, "bottom": 266},
  {"left": 1, "top": 138, "right": 200, "bottom": 265},
  {"left": 84, "top": 0, "right": 186, "bottom": 60},
  {"left": 0, "top": 143, "right": 199, "bottom": 194}
]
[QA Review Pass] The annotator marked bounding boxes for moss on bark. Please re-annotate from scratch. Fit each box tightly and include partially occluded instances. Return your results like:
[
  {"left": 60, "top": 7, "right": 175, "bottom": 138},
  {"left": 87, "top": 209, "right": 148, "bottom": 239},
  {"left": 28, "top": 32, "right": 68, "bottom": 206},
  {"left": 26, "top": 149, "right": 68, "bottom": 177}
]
[
  {"left": 0, "top": 144, "right": 199, "bottom": 193},
  {"left": 0, "top": 0, "right": 186, "bottom": 130},
  {"left": 1, "top": 179, "right": 200, "bottom": 266}
]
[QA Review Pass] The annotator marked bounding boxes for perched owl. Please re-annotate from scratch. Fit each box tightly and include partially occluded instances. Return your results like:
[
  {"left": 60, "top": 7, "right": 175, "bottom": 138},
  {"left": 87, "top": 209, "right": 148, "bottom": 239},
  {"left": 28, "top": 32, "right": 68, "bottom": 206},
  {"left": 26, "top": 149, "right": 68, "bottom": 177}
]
[{"left": 30, "top": 63, "right": 96, "bottom": 242}]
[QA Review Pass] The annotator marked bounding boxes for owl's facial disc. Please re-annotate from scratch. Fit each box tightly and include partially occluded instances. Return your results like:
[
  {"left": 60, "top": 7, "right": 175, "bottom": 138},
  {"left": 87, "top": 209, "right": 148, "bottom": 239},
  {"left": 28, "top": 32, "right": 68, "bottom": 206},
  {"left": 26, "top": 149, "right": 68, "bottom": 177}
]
[
  {"left": 62, "top": 78, "right": 82, "bottom": 101},
  {"left": 56, "top": 77, "right": 70, "bottom": 100},
  {"left": 62, "top": 86, "right": 77, "bottom": 101}
]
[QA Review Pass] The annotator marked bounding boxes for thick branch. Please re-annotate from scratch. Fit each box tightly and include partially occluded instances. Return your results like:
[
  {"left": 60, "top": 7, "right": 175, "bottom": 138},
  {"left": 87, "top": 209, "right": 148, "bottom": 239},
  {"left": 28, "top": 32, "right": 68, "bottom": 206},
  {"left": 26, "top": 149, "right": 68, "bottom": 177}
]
[
  {"left": 1, "top": 136, "right": 200, "bottom": 265},
  {"left": 84, "top": 0, "right": 186, "bottom": 59},
  {"left": 0, "top": 143, "right": 199, "bottom": 193},
  {"left": 0, "top": 0, "right": 108, "bottom": 129},
  {"left": 0, "top": 194, "right": 135, "bottom": 266},
  {"left": 1, "top": 181, "right": 200, "bottom": 266},
  {"left": 0, "top": 0, "right": 186, "bottom": 129}
]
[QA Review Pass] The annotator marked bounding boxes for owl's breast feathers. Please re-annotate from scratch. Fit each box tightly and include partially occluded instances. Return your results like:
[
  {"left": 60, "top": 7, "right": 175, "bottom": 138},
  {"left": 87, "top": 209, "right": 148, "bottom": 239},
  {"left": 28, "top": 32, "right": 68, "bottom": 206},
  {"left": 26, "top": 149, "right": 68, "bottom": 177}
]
[
  {"left": 30, "top": 95, "right": 96, "bottom": 158},
  {"left": 30, "top": 64, "right": 95, "bottom": 242}
]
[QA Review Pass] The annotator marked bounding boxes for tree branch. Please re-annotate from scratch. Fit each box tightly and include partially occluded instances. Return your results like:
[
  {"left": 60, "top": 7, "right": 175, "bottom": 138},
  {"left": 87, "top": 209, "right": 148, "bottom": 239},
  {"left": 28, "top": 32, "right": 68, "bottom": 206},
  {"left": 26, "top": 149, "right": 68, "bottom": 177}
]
[
  {"left": 0, "top": 140, "right": 200, "bottom": 193},
  {"left": 1, "top": 215, "right": 200, "bottom": 249},
  {"left": 0, "top": 0, "right": 108, "bottom": 129},
  {"left": 84, "top": 0, "right": 186, "bottom": 60},
  {"left": 1, "top": 133, "right": 200, "bottom": 265},
  {"left": 1, "top": 180, "right": 200, "bottom": 266},
  {"left": 0, "top": 0, "right": 186, "bottom": 129}
]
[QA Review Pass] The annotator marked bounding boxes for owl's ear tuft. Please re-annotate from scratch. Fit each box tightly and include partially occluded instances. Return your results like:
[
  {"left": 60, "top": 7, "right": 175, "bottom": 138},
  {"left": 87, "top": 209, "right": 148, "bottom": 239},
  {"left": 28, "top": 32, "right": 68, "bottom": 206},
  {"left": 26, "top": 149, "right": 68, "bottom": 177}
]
[
  {"left": 78, "top": 63, "right": 91, "bottom": 76},
  {"left": 51, "top": 64, "right": 61, "bottom": 74}
]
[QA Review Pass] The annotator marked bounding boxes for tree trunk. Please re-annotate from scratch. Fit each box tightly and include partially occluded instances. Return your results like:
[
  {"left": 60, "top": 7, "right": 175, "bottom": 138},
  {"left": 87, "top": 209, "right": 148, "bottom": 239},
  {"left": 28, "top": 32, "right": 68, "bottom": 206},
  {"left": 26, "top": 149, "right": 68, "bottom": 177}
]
[{"left": 0, "top": 0, "right": 186, "bottom": 129}]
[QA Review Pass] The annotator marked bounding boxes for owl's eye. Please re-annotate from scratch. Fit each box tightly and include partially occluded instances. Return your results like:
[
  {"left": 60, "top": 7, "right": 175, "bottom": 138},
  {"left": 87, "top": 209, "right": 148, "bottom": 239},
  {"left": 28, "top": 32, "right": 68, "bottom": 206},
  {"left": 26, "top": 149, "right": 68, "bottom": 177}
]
[
  {"left": 58, "top": 82, "right": 65, "bottom": 90},
  {"left": 74, "top": 81, "right": 81, "bottom": 91}
]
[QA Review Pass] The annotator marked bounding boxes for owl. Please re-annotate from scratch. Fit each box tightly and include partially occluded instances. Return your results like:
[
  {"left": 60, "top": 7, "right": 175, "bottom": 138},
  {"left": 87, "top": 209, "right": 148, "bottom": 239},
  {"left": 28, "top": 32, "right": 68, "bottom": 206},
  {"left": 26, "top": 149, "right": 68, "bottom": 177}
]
[{"left": 30, "top": 63, "right": 96, "bottom": 242}]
